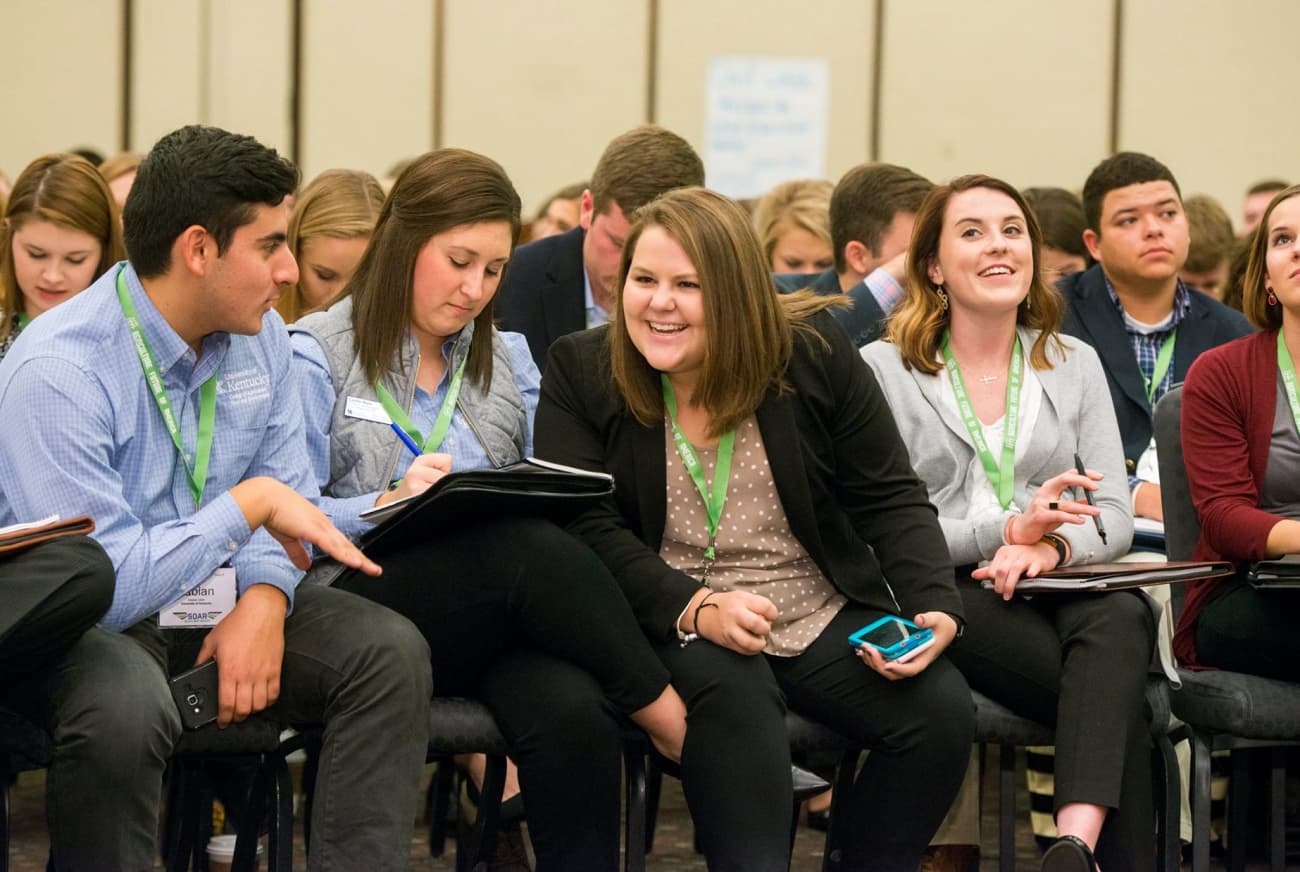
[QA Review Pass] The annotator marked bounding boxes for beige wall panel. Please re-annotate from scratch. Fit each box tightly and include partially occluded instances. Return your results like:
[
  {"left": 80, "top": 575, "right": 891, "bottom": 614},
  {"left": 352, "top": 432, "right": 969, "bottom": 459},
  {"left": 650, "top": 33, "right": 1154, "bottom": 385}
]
[
  {"left": 208, "top": 0, "right": 293, "bottom": 155},
  {"left": 131, "top": 0, "right": 202, "bottom": 153},
  {"left": 299, "top": 0, "right": 435, "bottom": 180},
  {"left": 0, "top": 0, "right": 121, "bottom": 175},
  {"left": 1119, "top": 0, "right": 1300, "bottom": 229},
  {"left": 656, "top": 0, "right": 872, "bottom": 192},
  {"left": 442, "top": 0, "right": 648, "bottom": 215},
  {"left": 880, "top": 0, "right": 1111, "bottom": 190}
]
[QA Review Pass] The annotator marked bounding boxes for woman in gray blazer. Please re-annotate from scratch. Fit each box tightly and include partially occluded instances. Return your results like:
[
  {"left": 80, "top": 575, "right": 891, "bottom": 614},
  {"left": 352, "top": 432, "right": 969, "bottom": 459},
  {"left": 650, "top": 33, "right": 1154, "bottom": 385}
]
[{"left": 861, "top": 175, "right": 1153, "bottom": 872}]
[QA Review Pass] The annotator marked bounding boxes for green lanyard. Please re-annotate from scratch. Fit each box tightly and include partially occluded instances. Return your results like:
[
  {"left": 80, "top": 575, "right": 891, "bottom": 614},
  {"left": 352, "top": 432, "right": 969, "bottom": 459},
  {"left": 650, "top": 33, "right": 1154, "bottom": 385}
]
[
  {"left": 941, "top": 331, "right": 1023, "bottom": 510},
  {"left": 662, "top": 375, "right": 734, "bottom": 560},
  {"left": 115, "top": 267, "right": 216, "bottom": 507},
  {"left": 1277, "top": 331, "right": 1300, "bottom": 432},
  {"left": 374, "top": 355, "right": 467, "bottom": 453},
  {"left": 1143, "top": 331, "right": 1177, "bottom": 405},
  {"left": 16, "top": 313, "right": 29, "bottom": 329}
]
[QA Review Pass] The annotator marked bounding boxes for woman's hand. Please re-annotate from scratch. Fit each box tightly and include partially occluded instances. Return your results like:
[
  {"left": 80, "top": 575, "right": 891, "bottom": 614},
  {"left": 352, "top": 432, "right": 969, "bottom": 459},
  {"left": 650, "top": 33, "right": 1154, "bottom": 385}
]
[
  {"left": 693, "top": 590, "right": 778, "bottom": 655},
  {"left": 856, "top": 611, "right": 958, "bottom": 680},
  {"left": 971, "top": 541, "right": 1061, "bottom": 600},
  {"left": 374, "top": 453, "right": 453, "bottom": 507},
  {"left": 1006, "top": 467, "right": 1102, "bottom": 545}
]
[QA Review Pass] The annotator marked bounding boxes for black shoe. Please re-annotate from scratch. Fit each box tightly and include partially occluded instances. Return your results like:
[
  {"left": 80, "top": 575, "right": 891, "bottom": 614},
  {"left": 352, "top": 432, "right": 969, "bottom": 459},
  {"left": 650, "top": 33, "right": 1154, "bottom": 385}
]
[
  {"left": 1041, "top": 835, "right": 1097, "bottom": 872},
  {"left": 806, "top": 806, "right": 831, "bottom": 832}
]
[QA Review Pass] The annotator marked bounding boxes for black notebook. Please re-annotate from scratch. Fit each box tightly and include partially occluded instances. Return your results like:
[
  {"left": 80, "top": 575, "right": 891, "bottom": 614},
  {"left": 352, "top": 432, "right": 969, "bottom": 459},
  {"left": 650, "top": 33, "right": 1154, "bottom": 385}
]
[
  {"left": 1247, "top": 554, "right": 1300, "bottom": 589},
  {"left": 357, "top": 458, "right": 613, "bottom": 556},
  {"left": 980, "top": 561, "right": 1233, "bottom": 593}
]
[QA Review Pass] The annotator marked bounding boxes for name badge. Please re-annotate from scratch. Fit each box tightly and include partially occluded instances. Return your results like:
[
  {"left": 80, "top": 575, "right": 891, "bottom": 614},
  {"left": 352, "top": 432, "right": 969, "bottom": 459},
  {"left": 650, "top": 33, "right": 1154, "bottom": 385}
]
[
  {"left": 344, "top": 396, "right": 392, "bottom": 425},
  {"left": 160, "top": 566, "right": 237, "bottom": 628}
]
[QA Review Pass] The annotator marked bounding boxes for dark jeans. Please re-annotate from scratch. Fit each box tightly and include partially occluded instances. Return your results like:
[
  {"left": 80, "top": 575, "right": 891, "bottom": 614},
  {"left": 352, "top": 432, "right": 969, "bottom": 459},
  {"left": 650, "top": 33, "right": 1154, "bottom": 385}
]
[
  {"left": 335, "top": 515, "right": 672, "bottom": 872},
  {"left": 945, "top": 579, "right": 1156, "bottom": 872},
  {"left": 1196, "top": 576, "right": 1300, "bottom": 682},
  {"left": 653, "top": 606, "right": 974, "bottom": 872},
  {"left": 4, "top": 582, "right": 431, "bottom": 872}
]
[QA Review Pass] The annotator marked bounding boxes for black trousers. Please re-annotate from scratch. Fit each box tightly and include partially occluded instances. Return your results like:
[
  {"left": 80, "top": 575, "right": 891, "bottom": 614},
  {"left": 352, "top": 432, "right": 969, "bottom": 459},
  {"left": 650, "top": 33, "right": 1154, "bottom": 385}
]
[
  {"left": 945, "top": 578, "right": 1157, "bottom": 872},
  {"left": 335, "top": 515, "right": 671, "bottom": 871},
  {"left": 1195, "top": 575, "right": 1300, "bottom": 682},
  {"left": 652, "top": 605, "right": 974, "bottom": 872},
  {"left": 0, "top": 536, "right": 113, "bottom": 685}
]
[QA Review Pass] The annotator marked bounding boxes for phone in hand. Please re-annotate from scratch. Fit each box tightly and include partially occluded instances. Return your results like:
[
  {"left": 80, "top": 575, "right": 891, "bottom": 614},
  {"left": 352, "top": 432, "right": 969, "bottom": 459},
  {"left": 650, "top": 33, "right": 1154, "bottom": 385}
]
[
  {"left": 848, "top": 616, "right": 935, "bottom": 663},
  {"left": 169, "top": 660, "right": 219, "bottom": 729}
]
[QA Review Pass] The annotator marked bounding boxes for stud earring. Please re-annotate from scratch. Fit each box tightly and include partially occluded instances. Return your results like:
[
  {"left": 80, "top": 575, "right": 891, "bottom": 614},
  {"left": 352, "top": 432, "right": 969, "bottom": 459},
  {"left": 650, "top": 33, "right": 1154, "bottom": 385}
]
[{"left": 937, "top": 286, "right": 949, "bottom": 311}]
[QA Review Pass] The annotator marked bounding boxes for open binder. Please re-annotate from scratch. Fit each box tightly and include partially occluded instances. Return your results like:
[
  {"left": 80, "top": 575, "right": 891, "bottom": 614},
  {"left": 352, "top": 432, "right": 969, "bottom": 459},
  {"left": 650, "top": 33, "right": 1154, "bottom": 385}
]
[
  {"left": 1247, "top": 554, "right": 1300, "bottom": 589},
  {"left": 357, "top": 458, "right": 613, "bottom": 556},
  {"left": 980, "top": 560, "right": 1233, "bottom": 593},
  {"left": 0, "top": 515, "right": 95, "bottom": 556}
]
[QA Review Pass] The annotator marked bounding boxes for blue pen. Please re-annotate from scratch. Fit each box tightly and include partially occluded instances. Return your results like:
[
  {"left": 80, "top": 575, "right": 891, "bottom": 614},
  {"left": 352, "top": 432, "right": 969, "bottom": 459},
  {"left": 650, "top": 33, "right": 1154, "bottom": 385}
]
[{"left": 390, "top": 422, "right": 422, "bottom": 457}]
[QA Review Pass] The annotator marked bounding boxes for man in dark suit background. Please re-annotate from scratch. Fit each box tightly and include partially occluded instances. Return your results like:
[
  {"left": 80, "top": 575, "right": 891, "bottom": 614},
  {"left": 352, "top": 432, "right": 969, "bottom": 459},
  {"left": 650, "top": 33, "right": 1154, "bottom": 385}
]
[
  {"left": 774, "top": 162, "right": 931, "bottom": 347},
  {"left": 1060, "top": 151, "right": 1250, "bottom": 522},
  {"left": 496, "top": 125, "right": 704, "bottom": 372}
]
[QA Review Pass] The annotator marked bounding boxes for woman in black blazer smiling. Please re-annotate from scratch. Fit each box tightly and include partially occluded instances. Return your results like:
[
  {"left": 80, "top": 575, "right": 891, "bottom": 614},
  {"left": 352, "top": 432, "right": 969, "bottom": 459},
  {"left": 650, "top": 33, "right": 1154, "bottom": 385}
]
[{"left": 534, "top": 187, "right": 974, "bottom": 871}]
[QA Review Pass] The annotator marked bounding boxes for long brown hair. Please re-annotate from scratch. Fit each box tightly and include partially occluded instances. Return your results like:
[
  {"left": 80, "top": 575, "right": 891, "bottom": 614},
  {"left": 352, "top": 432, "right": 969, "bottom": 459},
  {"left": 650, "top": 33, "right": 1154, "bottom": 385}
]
[
  {"left": 347, "top": 149, "right": 521, "bottom": 386},
  {"left": 609, "top": 187, "right": 840, "bottom": 437},
  {"left": 887, "top": 174, "right": 1064, "bottom": 374},
  {"left": 1242, "top": 184, "right": 1300, "bottom": 330},
  {"left": 0, "top": 154, "right": 125, "bottom": 341}
]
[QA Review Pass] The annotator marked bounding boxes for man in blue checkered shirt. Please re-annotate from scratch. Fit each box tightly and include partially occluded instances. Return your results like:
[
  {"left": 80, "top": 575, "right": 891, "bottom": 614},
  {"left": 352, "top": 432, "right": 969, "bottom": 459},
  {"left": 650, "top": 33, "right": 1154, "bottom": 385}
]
[
  {"left": 1059, "top": 152, "right": 1250, "bottom": 524},
  {"left": 0, "top": 126, "right": 431, "bottom": 871}
]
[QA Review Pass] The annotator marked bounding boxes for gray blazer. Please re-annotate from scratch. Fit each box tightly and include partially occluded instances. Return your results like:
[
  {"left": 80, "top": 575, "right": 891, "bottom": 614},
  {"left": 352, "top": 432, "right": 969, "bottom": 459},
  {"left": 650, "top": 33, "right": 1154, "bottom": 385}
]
[{"left": 861, "top": 327, "right": 1133, "bottom": 565}]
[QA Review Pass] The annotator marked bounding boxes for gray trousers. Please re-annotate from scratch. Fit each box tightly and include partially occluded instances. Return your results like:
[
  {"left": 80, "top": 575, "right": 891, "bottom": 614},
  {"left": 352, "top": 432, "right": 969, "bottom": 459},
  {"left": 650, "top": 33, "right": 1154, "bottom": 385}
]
[{"left": 6, "top": 582, "right": 432, "bottom": 872}]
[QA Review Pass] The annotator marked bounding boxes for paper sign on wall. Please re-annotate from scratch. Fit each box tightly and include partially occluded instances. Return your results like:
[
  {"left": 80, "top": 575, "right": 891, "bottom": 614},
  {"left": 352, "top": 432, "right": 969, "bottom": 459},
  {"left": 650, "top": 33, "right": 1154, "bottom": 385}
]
[{"left": 704, "top": 57, "right": 830, "bottom": 199}]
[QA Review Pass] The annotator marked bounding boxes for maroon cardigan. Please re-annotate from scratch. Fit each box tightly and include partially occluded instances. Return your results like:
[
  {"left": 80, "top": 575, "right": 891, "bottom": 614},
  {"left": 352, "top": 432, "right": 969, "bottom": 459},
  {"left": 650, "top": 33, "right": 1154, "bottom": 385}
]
[{"left": 1174, "top": 329, "right": 1282, "bottom": 666}]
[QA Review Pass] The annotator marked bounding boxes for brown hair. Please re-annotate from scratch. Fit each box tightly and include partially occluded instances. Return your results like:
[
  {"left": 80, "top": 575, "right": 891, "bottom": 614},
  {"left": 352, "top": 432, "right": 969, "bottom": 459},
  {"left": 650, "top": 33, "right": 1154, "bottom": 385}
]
[
  {"left": 1183, "top": 193, "right": 1236, "bottom": 274},
  {"left": 0, "top": 154, "right": 125, "bottom": 341},
  {"left": 589, "top": 126, "right": 704, "bottom": 217},
  {"left": 1242, "top": 184, "right": 1300, "bottom": 330},
  {"left": 751, "top": 179, "right": 833, "bottom": 267},
  {"left": 98, "top": 152, "right": 143, "bottom": 183},
  {"left": 829, "top": 163, "right": 932, "bottom": 275},
  {"left": 609, "top": 187, "right": 840, "bottom": 437},
  {"left": 348, "top": 149, "right": 521, "bottom": 386},
  {"left": 278, "top": 168, "right": 385, "bottom": 322},
  {"left": 887, "top": 174, "right": 1065, "bottom": 374}
]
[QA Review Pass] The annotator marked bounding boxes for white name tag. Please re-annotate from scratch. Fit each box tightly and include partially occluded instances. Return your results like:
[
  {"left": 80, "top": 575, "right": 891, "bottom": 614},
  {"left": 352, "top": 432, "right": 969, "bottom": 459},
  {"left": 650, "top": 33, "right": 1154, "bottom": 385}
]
[
  {"left": 344, "top": 396, "right": 392, "bottom": 425},
  {"left": 160, "top": 567, "right": 237, "bottom": 628}
]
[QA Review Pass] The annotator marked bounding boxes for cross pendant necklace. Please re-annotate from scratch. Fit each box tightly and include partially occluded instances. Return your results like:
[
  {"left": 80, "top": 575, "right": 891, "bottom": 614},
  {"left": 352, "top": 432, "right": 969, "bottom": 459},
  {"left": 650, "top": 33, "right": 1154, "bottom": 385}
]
[{"left": 977, "top": 374, "right": 1000, "bottom": 384}]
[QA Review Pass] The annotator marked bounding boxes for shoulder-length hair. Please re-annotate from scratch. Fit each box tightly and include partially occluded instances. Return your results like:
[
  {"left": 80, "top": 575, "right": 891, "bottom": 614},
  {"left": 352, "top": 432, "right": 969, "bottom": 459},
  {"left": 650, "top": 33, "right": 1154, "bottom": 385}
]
[
  {"left": 0, "top": 154, "right": 125, "bottom": 341},
  {"left": 751, "top": 178, "right": 833, "bottom": 266},
  {"left": 1242, "top": 184, "right": 1300, "bottom": 330},
  {"left": 279, "top": 168, "right": 385, "bottom": 322},
  {"left": 609, "top": 187, "right": 839, "bottom": 437},
  {"left": 347, "top": 149, "right": 521, "bottom": 386},
  {"left": 887, "top": 174, "right": 1065, "bottom": 374}
]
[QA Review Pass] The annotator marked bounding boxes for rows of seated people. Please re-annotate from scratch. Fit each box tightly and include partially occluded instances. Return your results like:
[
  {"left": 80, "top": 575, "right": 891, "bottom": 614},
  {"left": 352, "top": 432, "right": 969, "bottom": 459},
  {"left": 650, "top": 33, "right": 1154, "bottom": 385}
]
[{"left": 0, "top": 122, "right": 1294, "bottom": 872}]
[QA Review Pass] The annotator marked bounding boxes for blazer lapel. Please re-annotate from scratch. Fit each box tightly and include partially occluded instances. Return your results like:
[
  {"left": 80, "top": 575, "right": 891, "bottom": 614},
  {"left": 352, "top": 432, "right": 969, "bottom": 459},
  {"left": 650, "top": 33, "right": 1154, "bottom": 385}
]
[
  {"left": 541, "top": 229, "right": 588, "bottom": 348},
  {"left": 754, "top": 390, "right": 825, "bottom": 559},
  {"left": 1073, "top": 270, "right": 1150, "bottom": 412},
  {"left": 912, "top": 365, "right": 971, "bottom": 448},
  {"left": 630, "top": 414, "right": 669, "bottom": 548}
]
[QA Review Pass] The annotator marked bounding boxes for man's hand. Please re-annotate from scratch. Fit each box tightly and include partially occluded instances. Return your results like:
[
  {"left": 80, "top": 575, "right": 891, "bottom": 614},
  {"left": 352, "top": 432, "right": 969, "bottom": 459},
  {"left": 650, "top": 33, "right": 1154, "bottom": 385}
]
[
  {"left": 374, "top": 453, "right": 452, "bottom": 507},
  {"left": 230, "top": 477, "right": 381, "bottom": 575},
  {"left": 194, "top": 584, "right": 288, "bottom": 727}
]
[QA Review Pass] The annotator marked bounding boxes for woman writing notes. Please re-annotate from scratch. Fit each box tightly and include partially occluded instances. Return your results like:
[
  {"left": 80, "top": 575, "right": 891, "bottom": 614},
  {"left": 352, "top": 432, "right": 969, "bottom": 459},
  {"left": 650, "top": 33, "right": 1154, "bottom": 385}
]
[
  {"left": 289, "top": 149, "right": 685, "bottom": 870},
  {"left": 862, "top": 175, "right": 1152, "bottom": 872},
  {"left": 534, "top": 187, "right": 974, "bottom": 871}
]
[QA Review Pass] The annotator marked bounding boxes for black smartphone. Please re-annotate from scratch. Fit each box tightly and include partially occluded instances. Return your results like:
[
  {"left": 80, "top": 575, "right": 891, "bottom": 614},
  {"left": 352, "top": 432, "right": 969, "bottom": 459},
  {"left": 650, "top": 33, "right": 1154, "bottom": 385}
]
[{"left": 169, "top": 660, "right": 219, "bottom": 729}]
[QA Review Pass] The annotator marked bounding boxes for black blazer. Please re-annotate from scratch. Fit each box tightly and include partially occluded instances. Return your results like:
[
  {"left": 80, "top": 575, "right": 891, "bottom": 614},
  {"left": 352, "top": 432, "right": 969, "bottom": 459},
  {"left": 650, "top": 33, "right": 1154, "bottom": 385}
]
[
  {"left": 533, "top": 313, "right": 962, "bottom": 642},
  {"left": 1058, "top": 264, "right": 1251, "bottom": 472},
  {"left": 495, "top": 226, "right": 587, "bottom": 373},
  {"left": 774, "top": 268, "right": 889, "bottom": 347}
]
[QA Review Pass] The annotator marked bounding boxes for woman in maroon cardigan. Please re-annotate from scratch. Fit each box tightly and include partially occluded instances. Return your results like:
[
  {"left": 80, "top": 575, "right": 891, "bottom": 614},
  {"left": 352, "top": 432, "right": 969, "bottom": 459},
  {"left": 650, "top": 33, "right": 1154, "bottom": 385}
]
[{"left": 1175, "top": 183, "right": 1300, "bottom": 680}]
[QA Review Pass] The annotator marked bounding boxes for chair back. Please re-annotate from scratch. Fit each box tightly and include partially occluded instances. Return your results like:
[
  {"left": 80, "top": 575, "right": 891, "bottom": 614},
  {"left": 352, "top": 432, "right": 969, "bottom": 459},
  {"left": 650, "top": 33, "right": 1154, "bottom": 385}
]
[{"left": 1154, "top": 384, "right": 1199, "bottom": 621}]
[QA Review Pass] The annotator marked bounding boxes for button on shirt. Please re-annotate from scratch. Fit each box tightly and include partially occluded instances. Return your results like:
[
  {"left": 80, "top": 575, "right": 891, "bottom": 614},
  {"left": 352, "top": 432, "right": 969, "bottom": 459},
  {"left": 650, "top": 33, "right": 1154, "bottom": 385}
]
[{"left": 0, "top": 262, "right": 314, "bottom": 631}]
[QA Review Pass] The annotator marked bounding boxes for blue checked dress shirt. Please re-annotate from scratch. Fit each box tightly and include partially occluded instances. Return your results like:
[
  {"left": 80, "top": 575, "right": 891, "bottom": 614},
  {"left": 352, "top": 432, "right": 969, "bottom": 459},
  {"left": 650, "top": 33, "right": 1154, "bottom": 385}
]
[{"left": 0, "top": 262, "right": 314, "bottom": 631}]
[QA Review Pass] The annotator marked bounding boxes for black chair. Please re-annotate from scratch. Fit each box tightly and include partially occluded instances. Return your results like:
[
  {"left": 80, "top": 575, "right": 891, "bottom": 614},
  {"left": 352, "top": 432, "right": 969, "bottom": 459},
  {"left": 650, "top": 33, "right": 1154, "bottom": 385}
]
[
  {"left": 0, "top": 705, "right": 52, "bottom": 872},
  {"left": 1155, "top": 384, "right": 1300, "bottom": 872}
]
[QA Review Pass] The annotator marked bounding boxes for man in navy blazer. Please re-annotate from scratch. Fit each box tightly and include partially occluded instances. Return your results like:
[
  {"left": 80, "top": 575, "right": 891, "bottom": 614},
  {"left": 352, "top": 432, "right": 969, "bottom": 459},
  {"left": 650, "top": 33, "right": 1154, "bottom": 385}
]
[
  {"left": 774, "top": 162, "right": 931, "bottom": 347},
  {"left": 496, "top": 125, "right": 704, "bottom": 372},
  {"left": 1060, "top": 152, "right": 1250, "bottom": 522}
]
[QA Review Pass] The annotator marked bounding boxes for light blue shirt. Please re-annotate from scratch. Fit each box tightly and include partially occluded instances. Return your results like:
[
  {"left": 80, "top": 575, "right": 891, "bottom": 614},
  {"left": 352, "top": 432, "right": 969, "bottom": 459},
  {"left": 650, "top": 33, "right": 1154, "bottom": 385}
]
[
  {"left": 0, "top": 262, "right": 313, "bottom": 631},
  {"left": 290, "top": 328, "right": 540, "bottom": 538},
  {"left": 582, "top": 265, "right": 609, "bottom": 329}
]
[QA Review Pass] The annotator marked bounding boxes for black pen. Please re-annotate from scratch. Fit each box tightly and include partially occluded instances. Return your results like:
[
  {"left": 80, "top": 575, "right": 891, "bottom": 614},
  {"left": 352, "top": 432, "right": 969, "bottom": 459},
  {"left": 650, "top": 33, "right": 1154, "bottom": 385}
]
[{"left": 1074, "top": 452, "right": 1107, "bottom": 544}]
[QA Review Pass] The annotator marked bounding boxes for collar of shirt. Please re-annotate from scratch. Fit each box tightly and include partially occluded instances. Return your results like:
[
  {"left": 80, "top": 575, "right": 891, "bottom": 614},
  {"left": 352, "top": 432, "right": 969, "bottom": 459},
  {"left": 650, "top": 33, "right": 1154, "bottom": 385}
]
[
  {"left": 582, "top": 265, "right": 610, "bottom": 328},
  {"left": 1103, "top": 274, "right": 1191, "bottom": 335},
  {"left": 120, "top": 263, "right": 231, "bottom": 385}
]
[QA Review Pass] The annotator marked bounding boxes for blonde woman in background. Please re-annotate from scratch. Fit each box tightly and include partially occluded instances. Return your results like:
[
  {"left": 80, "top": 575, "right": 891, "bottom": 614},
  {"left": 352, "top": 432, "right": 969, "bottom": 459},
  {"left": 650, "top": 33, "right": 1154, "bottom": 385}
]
[
  {"left": 753, "top": 178, "right": 834, "bottom": 275},
  {"left": 0, "top": 154, "right": 124, "bottom": 360},
  {"left": 277, "top": 168, "right": 385, "bottom": 322},
  {"left": 98, "top": 152, "right": 143, "bottom": 209}
]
